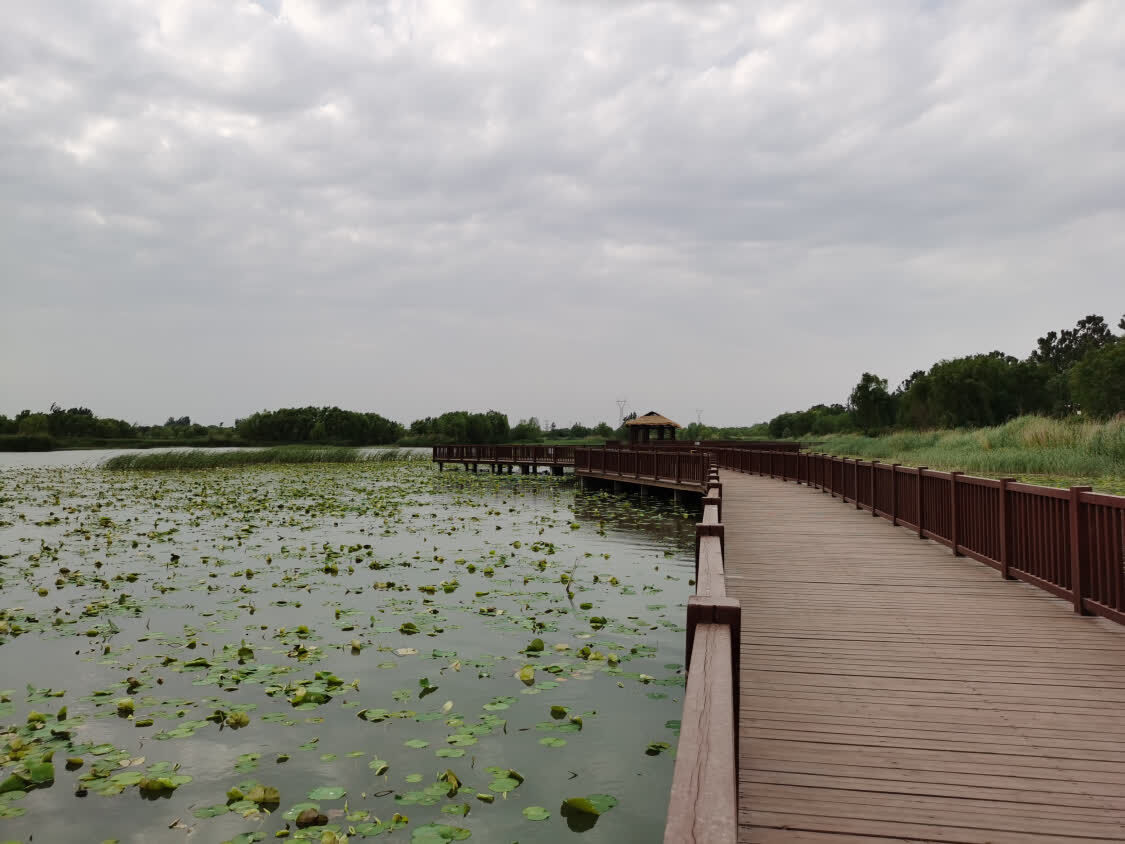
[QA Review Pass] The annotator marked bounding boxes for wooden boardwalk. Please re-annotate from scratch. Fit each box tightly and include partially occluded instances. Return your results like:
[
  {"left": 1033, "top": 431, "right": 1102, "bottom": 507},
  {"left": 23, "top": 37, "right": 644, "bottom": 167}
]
[{"left": 721, "top": 470, "right": 1125, "bottom": 844}]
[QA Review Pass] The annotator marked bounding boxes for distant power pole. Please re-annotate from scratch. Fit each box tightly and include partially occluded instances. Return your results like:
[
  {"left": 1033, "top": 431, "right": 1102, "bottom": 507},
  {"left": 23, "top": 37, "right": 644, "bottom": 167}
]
[
  {"left": 696, "top": 409, "right": 704, "bottom": 426},
  {"left": 616, "top": 398, "right": 629, "bottom": 426}
]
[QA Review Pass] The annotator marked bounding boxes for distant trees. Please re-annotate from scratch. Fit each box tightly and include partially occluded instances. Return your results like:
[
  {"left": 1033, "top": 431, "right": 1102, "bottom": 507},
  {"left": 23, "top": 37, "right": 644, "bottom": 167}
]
[
  {"left": 767, "top": 405, "right": 852, "bottom": 439},
  {"left": 235, "top": 406, "right": 403, "bottom": 445},
  {"left": 1029, "top": 314, "right": 1118, "bottom": 414},
  {"left": 894, "top": 353, "right": 1048, "bottom": 429},
  {"left": 1071, "top": 341, "right": 1125, "bottom": 419},
  {"left": 510, "top": 417, "right": 543, "bottom": 442},
  {"left": 760, "top": 312, "right": 1124, "bottom": 436},
  {"left": 849, "top": 373, "right": 895, "bottom": 433},
  {"left": 18, "top": 413, "right": 50, "bottom": 436},
  {"left": 682, "top": 422, "right": 771, "bottom": 441},
  {"left": 405, "top": 410, "right": 511, "bottom": 444}
]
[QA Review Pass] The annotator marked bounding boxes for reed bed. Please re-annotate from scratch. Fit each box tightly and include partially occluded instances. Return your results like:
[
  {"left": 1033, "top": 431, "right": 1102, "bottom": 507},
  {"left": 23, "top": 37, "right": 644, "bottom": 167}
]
[
  {"left": 810, "top": 415, "right": 1125, "bottom": 484},
  {"left": 102, "top": 446, "right": 426, "bottom": 471}
]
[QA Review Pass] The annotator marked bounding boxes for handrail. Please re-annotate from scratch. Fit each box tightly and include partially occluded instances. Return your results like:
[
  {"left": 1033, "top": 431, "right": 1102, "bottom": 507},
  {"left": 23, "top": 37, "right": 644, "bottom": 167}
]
[
  {"left": 432, "top": 444, "right": 576, "bottom": 464},
  {"left": 664, "top": 464, "right": 739, "bottom": 843},
  {"left": 710, "top": 448, "right": 1125, "bottom": 627},
  {"left": 573, "top": 447, "right": 708, "bottom": 488}
]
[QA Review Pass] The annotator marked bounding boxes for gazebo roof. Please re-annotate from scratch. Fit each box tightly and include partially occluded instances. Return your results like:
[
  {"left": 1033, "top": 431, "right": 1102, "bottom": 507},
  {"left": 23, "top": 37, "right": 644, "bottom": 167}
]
[{"left": 625, "top": 411, "right": 682, "bottom": 428}]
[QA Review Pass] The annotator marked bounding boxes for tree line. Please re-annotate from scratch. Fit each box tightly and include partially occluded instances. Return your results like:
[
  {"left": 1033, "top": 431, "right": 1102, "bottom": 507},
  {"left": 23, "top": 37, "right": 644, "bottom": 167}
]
[
  {"left": 767, "top": 313, "right": 1125, "bottom": 438},
  {"left": 0, "top": 405, "right": 622, "bottom": 449}
]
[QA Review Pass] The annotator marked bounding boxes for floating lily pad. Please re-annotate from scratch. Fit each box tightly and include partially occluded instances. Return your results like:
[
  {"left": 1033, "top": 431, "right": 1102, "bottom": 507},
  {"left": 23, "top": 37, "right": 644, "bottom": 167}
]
[{"left": 307, "top": 786, "right": 345, "bottom": 801}]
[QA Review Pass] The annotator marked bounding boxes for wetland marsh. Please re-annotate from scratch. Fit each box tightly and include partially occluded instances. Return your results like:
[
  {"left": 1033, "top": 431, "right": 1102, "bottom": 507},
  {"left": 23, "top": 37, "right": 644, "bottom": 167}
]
[{"left": 0, "top": 456, "right": 695, "bottom": 842}]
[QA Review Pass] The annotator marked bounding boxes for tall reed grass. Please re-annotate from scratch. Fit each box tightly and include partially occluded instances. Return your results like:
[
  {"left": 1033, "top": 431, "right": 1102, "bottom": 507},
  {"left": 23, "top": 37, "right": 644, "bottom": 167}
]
[
  {"left": 810, "top": 415, "right": 1125, "bottom": 478},
  {"left": 102, "top": 446, "right": 426, "bottom": 471}
]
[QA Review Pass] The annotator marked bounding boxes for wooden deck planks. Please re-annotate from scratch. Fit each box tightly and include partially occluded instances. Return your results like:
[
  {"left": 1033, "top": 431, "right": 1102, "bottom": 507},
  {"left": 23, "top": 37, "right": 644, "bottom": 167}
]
[{"left": 722, "top": 471, "right": 1125, "bottom": 843}]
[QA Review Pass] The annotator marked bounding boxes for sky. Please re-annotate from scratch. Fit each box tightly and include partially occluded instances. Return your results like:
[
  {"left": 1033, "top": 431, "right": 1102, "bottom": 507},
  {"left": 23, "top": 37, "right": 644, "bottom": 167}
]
[{"left": 1, "top": 1, "right": 1123, "bottom": 429}]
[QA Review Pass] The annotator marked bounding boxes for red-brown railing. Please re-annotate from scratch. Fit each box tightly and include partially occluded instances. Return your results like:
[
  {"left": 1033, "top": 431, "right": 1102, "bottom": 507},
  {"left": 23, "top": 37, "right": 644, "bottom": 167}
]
[
  {"left": 432, "top": 444, "right": 575, "bottom": 464},
  {"left": 711, "top": 449, "right": 1125, "bottom": 626},
  {"left": 664, "top": 465, "right": 738, "bottom": 843},
  {"left": 573, "top": 447, "right": 708, "bottom": 488}
]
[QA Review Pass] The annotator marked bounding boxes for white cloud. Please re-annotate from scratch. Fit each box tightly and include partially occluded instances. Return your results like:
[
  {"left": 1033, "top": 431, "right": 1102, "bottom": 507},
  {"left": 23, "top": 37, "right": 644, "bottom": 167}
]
[{"left": 1, "top": 0, "right": 1122, "bottom": 428}]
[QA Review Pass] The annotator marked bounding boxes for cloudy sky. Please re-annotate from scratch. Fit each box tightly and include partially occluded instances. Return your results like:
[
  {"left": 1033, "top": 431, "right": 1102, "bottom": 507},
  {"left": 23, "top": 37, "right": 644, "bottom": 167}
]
[{"left": 1, "top": 1, "right": 1122, "bottom": 429}]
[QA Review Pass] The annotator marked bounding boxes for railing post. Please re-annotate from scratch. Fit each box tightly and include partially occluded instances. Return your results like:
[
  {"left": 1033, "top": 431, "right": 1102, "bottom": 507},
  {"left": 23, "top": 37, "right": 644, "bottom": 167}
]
[
  {"left": 855, "top": 460, "right": 862, "bottom": 510},
  {"left": 1069, "top": 486, "right": 1093, "bottom": 615},
  {"left": 674, "top": 453, "right": 681, "bottom": 485},
  {"left": 950, "top": 471, "right": 963, "bottom": 556},
  {"left": 871, "top": 460, "right": 879, "bottom": 516},
  {"left": 998, "top": 478, "right": 1015, "bottom": 580},
  {"left": 890, "top": 464, "right": 900, "bottom": 525},
  {"left": 917, "top": 468, "right": 927, "bottom": 538},
  {"left": 694, "top": 521, "right": 725, "bottom": 582}
]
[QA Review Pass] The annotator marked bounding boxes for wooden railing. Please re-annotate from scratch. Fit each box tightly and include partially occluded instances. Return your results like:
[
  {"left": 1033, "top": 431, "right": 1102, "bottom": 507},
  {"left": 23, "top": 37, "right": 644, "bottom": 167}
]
[
  {"left": 664, "top": 463, "right": 739, "bottom": 843},
  {"left": 573, "top": 447, "right": 708, "bottom": 488},
  {"left": 712, "top": 448, "right": 1125, "bottom": 626},
  {"left": 432, "top": 444, "right": 576, "bottom": 464}
]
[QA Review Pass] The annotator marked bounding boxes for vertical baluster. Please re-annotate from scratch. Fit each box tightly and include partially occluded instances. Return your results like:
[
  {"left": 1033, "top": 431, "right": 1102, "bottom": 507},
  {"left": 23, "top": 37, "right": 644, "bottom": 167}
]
[
  {"left": 917, "top": 469, "right": 927, "bottom": 538},
  {"left": 950, "top": 472, "right": 963, "bottom": 556},
  {"left": 1069, "top": 487, "right": 1092, "bottom": 614},
  {"left": 890, "top": 464, "right": 899, "bottom": 526}
]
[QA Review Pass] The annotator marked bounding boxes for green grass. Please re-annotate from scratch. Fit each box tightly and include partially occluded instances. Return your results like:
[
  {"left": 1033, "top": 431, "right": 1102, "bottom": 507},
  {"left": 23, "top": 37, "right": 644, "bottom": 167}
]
[
  {"left": 809, "top": 415, "right": 1125, "bottom": 495},
  {"left": 101, "top": 446, "right": 425, "bottom": 471}
]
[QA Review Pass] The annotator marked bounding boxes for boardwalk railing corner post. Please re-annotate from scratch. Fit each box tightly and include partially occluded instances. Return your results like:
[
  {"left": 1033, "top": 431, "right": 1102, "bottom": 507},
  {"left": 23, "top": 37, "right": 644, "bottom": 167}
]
[
  {"left": 1069, "top": 485, "right": 1094, "bottom": 615},
  {"left": 871, "top": 460, "right": 879, "bottom": 516}
]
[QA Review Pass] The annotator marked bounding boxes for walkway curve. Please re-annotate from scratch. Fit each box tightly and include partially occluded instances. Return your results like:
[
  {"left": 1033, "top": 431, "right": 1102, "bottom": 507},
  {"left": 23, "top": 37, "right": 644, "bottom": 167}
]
[{"left": 721, "top": 471, "right": 1125, "bottom": 843}]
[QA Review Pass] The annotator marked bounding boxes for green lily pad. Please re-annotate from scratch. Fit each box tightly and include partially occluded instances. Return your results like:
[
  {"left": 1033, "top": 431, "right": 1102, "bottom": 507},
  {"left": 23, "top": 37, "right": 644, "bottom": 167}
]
[
  {"left": 411, "top": 823, "right": 471, "bottom": 842},
  {"left": 307, "top": 786, "right": 346, "bottom": 800}
]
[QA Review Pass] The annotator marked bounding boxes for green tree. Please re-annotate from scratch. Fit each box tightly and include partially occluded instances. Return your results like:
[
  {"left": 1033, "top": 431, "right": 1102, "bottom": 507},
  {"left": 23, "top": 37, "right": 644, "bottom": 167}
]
[
  {"left": 897, "top": 353, "right": 1048, "bottom": 428},
  {"left": 1029, "top": 314, "right": 1118, "bottom": 414},
  {"left": 1070, "top": 341, "right": 1125, "bottom": 418},
  {"left": 848, "top": 373, "right": 895, "bottom": 433},
  {"left": 18, "top": 413, "right": 49, "bottom": 436},
  {"left": 510, "top": 417, "right": 543, "bottom": 442}
]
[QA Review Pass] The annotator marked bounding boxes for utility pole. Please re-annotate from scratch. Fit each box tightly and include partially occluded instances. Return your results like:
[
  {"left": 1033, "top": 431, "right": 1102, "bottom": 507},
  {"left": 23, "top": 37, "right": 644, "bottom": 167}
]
[
  {"left": 615, "top": 399, "right": 628, "bottom": 426},
  {"left": 696, "top": 409, "right": 704, "bottom": 426}
]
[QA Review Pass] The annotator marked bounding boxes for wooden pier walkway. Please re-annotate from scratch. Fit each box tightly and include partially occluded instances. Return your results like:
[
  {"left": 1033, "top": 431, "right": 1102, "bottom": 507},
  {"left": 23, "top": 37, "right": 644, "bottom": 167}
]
[{"left": 721, "top": 470, "right": 1125, "bottom": 844}]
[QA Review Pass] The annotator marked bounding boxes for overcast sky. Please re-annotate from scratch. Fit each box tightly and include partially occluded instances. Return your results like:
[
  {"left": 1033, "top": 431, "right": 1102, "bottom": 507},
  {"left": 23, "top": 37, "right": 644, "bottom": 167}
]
[{"left": 1, "top": 1, "right": 1122, "bottom": 429}]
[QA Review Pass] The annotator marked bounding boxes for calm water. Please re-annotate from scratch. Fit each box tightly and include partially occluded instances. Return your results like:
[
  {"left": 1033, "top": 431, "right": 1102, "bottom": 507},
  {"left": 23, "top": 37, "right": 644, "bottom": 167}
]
[{"left": 0, "top": 457, "right": 696, "bottom": 842}]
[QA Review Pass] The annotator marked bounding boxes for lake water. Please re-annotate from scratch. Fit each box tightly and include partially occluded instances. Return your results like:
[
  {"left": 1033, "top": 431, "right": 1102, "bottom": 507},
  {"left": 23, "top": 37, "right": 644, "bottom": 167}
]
[{"left": 0, "top": 457, "right": 696, "bottom": 842}]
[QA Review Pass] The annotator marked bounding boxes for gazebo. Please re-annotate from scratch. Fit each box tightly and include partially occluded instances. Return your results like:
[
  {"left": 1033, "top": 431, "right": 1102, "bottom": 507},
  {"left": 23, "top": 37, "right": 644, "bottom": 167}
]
[{"left": 625, "top": 411, "right": 682, "bottom": 445}]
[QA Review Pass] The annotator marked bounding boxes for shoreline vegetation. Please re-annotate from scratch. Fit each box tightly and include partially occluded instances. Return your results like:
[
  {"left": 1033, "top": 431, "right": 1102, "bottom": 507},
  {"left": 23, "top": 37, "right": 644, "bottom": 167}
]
[
  {"left": 804, "top": 415, "right": 1125, "bottom": 494},
  {"left": 100, "top": 446, "right": 427, "bottom": 471}
]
